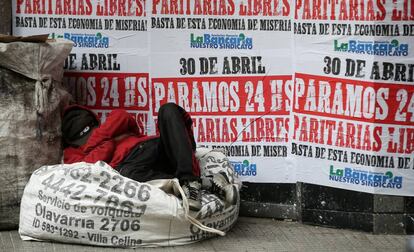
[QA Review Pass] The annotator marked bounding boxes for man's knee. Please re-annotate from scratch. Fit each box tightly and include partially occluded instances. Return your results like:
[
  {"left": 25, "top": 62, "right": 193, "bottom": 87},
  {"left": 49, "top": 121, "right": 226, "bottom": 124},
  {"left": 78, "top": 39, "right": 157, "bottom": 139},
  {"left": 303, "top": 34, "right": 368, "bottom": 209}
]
[{"left": 158, "top": 103, "right": 182, "bottom": 119}]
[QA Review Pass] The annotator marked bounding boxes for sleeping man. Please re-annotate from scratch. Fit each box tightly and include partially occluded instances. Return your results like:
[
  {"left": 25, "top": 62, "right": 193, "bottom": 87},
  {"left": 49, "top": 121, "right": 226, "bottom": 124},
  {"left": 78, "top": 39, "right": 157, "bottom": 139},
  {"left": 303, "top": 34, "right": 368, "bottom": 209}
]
[
  {"left": 61, "top": 103, "right": 237, "bottom": 210},
  {"left": 61, "top": 103, "right": 203, "bottom": 210}
]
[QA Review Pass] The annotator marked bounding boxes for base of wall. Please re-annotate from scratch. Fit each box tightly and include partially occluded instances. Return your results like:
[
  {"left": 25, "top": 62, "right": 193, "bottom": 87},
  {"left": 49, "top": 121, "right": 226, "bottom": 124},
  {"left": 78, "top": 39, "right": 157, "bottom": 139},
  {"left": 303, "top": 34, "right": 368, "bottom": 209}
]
[
  {"left": 239, "top": 182, "right": 297, "bottom": 220},
  {"left": 240, "top": 201, "right": 296, "bottom": 219},
  {"left": 238, "top": 182, "right": 413, "bottom": 234}
]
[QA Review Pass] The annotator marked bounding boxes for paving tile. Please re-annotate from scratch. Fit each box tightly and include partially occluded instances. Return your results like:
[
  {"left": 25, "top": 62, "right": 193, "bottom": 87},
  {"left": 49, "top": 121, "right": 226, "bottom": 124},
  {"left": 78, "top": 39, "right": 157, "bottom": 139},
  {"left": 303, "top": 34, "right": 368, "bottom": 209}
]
[{"left": 0, "top": 217, "right": 409, "bottom": 252}]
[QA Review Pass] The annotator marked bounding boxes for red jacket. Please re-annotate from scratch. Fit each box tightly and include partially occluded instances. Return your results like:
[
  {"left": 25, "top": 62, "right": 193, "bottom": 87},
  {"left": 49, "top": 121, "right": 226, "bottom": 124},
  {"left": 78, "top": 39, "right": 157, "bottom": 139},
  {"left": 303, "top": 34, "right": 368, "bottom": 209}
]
[{"left": 63, "top": 108, "right": 156, "bottom": 168}]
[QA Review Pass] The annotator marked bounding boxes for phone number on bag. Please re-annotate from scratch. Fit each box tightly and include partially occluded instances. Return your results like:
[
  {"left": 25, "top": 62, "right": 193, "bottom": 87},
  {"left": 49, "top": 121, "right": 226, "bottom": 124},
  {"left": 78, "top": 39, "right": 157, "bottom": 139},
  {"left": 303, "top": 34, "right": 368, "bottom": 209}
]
[{"left": 41, "top": 170, "right": 151, "bottom": 202}]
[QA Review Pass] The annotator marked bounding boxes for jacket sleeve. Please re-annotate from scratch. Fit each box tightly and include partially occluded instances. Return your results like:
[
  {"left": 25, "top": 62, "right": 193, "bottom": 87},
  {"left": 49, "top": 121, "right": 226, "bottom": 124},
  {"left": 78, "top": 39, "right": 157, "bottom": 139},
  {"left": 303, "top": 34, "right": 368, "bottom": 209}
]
[
  {"left": 63, "top": 147, "right": 86, "bottom": 164},
  {"left": 83, "top": 140, "right": 115, "bottom": 164},
  {"left": 63, "top": 140, "right": 115, "bottom": 164},
  {"left": 82, "top": 109, "right": 141, "bottom": 153}
]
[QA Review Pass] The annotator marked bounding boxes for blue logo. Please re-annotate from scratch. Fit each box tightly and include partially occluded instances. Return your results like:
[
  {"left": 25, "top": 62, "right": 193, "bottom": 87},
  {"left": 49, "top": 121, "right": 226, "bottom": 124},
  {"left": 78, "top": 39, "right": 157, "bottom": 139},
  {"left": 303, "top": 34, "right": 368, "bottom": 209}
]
[
  {"left": 329, "top": 165, "right": 403, "bottom": 189},
  {"left": 190, "top": 33, "right": 253, "bottom": 50},
  {"left": 334, "top": 39, "right": 408, "bottom": 56},
  {"left": 232, "top": 160, "right": 257, "bottom": 177},
  {"left": 51, "top": 32, "right": 109, "bottom": 48}
]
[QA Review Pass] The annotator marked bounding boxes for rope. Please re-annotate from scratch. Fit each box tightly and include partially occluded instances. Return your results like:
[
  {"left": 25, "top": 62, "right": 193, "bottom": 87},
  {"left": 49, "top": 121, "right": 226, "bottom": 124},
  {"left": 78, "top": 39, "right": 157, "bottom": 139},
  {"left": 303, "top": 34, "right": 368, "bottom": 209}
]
[{"left": 172, "top": 179, "right": 226, "bottom": 236}]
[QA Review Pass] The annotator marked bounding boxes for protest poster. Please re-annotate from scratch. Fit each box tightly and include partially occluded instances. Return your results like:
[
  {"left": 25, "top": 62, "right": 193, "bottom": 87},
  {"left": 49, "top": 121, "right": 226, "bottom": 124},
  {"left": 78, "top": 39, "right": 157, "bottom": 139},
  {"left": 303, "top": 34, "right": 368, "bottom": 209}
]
[
  {"left": 150, "top": 0, "right": 294, "bottom": 182},
  {"left": 292, "top": 0, "right": 414, "bottom": 195},
  {"left": 13, "top": 0, "right": 152, "bottom": 132}
]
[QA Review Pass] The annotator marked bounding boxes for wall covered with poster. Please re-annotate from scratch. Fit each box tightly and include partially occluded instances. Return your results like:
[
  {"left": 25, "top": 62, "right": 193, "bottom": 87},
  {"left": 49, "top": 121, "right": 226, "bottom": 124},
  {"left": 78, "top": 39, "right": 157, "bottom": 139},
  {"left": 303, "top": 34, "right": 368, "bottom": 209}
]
[
  {"left": 12, "top": 0, "right": 414, "bottom": 196},
  {"left": 292, "top": 0, "right": 414, "bottom": 196}
]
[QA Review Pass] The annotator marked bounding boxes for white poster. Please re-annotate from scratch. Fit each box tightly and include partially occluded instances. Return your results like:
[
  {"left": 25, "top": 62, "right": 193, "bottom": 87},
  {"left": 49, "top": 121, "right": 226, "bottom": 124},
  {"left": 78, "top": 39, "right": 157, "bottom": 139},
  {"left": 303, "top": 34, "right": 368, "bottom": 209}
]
[
  {"left": 292, "top": 0, "right": 414, "bottom": 195},
  {"left": 13, "top": 0, "right": 152, "bottom": 133},
  {"left": 150, "top": 0, "right": 294, "bottom": 183}
]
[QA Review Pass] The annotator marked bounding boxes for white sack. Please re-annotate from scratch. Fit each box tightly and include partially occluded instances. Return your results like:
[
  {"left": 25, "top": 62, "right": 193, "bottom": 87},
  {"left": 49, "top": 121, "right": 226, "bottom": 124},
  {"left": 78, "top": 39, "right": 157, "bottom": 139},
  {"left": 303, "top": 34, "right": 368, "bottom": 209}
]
[{"left": 19, "top": 148, "right": 240, "bottom": 247}]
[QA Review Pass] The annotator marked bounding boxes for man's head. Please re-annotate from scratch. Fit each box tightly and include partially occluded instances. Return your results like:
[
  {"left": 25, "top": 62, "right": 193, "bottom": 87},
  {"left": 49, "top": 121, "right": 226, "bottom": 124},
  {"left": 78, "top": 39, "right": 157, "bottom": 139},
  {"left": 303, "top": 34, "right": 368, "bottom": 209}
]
[{"left": 62, "top": 107, "right": 99, "bottom": 147}]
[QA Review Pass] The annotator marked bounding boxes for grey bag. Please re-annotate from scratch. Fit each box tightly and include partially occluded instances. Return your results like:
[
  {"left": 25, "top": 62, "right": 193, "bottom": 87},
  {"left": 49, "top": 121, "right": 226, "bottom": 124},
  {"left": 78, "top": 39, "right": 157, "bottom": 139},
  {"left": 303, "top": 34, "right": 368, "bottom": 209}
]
[{"left": 0, "top": 39, "right": 73, "bottom": 229}]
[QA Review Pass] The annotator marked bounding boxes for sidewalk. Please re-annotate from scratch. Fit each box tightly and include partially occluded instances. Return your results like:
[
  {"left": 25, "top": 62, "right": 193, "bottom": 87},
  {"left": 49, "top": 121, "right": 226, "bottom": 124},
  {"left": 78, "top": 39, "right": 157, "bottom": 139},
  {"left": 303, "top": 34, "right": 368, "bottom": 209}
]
[{"left": 1, "top": 217, "right": 409, "bottom": 252}]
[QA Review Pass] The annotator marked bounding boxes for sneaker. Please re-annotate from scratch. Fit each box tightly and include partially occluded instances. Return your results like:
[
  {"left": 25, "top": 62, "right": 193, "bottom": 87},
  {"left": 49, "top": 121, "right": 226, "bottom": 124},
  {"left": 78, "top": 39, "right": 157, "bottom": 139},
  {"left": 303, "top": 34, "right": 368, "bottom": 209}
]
[
  {"left": 181, "top": 180, "right": 202, "bottom": 211},
  {"left": 210, "top": 172, "right": 238, "bottom": 206}
]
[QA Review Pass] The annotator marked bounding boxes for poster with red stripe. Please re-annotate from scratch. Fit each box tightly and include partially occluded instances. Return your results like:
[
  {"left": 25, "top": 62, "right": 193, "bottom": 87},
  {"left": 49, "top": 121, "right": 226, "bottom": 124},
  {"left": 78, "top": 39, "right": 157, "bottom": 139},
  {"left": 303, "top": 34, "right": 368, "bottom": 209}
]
[
  {"left": 12, "top": 0, "right": 151, "bottom": 132},
  {"left": 150, "top": 0, "right": 294, "bottom": 182},
  {"left": 292, "top": 0, "right": 414, "bottom": 195}
]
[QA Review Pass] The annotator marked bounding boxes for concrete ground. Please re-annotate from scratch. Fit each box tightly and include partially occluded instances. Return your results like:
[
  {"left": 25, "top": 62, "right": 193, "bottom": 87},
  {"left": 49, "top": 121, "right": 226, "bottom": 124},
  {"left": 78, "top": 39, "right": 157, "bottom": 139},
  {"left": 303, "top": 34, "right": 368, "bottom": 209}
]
[{"left": 0, "top": 217, "right": 410, "bottom": 252}]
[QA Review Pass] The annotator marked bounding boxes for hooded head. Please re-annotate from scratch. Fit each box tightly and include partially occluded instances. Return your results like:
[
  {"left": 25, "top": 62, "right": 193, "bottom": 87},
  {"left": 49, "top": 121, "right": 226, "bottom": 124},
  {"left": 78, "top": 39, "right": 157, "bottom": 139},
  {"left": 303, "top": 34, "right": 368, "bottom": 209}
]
[{"left": 61, "top": 105, "right": 99, "bottom": 147}]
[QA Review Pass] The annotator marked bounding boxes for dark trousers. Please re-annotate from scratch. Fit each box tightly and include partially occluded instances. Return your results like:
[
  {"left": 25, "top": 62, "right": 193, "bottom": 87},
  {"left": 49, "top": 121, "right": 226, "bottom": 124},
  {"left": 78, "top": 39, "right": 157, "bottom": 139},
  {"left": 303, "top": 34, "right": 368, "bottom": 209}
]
[{"left": 116, "top": 103, "right": 199, "bottom": 183}]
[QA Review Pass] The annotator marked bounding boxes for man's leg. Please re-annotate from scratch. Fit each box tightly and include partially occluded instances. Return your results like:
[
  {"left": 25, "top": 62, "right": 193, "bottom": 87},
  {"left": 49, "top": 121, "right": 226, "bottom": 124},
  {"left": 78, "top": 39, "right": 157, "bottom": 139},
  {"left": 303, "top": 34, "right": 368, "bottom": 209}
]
[
  {"left": 116, "top": 138, "right": 174, "bottom": 182},
  {"left": 157, "top": 103, "right": 201, "bottom": 210},
  {"left": 157, "top": 103, "right": 200, "bottom": 182}
]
